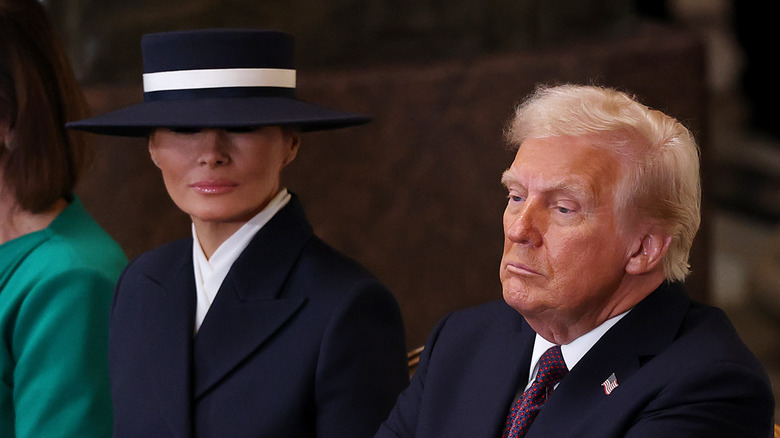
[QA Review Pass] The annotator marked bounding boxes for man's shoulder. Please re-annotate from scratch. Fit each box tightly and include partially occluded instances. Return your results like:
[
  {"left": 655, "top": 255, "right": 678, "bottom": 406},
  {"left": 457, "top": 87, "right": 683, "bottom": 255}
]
[
  {"left": 613, "top": 284, "right": 770, "bottom": 391},
  {"left": 449, "top": 299, "right": 520, "bottom": 322},
  {"left": 677, "top": 300, "right": 766, "bottom": 370},
  {"left": 613, "top": 283, "right": 761, "bottom": 366},
  {"left": 430, "top": 299, "right": 526, "bottom": 345}
]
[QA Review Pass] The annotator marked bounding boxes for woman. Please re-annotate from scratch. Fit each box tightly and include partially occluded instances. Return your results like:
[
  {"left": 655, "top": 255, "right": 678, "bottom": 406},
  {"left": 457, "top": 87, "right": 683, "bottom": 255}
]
[
  {"left": 0, "top": 1, "right": 128, "bottom": 437},
  {"left": 68, "top": 29, "right": 409, "bottom": 437}
]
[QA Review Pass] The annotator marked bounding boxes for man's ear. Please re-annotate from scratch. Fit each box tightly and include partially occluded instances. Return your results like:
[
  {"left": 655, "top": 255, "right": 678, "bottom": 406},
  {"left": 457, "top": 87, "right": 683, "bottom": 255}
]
[{"left": 626, "top": 232, "right": 672, "bottom": 275}]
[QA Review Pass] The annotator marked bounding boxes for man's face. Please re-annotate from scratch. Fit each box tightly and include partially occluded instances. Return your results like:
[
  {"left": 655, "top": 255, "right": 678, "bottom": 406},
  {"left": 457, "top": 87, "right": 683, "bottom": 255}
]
[{"left": 500, "top": 135, "right": 637, "bottom": 331}]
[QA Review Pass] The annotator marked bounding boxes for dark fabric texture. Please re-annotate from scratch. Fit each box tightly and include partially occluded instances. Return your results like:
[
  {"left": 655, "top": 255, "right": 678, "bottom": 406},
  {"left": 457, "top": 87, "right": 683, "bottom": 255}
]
[
  {"left": 110, "top": 195, "right": 409, "bottom": 437},
  {"left": 376, "top": 282, "right": 775, "bottom": 438}
]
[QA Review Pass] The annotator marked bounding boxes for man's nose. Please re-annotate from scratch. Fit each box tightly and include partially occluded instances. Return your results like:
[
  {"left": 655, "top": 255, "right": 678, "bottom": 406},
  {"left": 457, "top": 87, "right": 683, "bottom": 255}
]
[
  {"left": 505, "top": 202, "right": 543, "bottom": 247},
  {"left": 197, "top": 129, "right": 231, "bottom": 167}
]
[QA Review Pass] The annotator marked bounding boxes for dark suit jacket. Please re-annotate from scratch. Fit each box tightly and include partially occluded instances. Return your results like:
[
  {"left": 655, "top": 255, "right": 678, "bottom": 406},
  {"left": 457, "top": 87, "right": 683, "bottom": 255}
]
[
  {"left": 377, "top": 282, "right": 775, "bottom": 437},
  {"left": 110, "top": 195, "right": 409, "bottom": 438}
]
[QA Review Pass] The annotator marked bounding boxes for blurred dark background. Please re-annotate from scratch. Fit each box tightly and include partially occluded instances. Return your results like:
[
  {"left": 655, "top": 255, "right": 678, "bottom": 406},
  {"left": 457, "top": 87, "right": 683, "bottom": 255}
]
[{"left": 39, "top": 0, "right": 780, "bottom": 414}]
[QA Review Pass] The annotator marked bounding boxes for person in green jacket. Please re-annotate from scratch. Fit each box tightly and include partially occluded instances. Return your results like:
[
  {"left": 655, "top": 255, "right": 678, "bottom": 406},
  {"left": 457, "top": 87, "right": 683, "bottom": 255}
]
[{"left": 0, "top": 0, "right": 128, "bottom": 436}]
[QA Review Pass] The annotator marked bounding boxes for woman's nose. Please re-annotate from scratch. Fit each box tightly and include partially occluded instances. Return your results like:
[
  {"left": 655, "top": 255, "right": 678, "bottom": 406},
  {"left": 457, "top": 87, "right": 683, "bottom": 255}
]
[{"left": 197, "top": 130, "right": 231, "bottom": 167}]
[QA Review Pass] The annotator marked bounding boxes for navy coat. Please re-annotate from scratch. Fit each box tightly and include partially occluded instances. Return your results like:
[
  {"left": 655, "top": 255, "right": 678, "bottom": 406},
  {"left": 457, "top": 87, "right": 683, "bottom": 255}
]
[
  {"left": 110, "top": 195, "right": 409, "bottom": 437},
  {"left": 377, "top": 282, "right": 774, "bottom": 437}
]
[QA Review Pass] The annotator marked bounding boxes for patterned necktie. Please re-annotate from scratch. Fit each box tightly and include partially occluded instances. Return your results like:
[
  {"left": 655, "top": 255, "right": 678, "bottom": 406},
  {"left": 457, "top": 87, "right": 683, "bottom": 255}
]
[{"left": 502, "top": 345, "right": 568, "bottom": 438}]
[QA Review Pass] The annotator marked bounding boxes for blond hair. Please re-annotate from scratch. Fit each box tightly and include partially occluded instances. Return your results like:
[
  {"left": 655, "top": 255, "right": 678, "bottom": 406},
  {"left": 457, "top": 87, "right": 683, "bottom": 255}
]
[{"left": 505, "top": 84, "right": 701, "bottom": 282}]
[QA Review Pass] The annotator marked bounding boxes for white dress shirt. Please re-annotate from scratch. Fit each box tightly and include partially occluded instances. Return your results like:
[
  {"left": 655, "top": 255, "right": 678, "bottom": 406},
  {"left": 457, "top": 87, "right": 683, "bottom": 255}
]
[
  {"left": 191, "top": 189, "right": 291, "bottom": 332},
  {"left": 524, "top": 310, "right": 629, "bottom": 392}
]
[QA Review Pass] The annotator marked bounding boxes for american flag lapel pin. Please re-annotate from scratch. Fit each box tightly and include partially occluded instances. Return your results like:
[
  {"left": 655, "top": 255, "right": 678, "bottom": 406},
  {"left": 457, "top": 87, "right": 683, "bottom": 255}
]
[{"left": 601, "top": 373, "right": 619, "bottom": 395}]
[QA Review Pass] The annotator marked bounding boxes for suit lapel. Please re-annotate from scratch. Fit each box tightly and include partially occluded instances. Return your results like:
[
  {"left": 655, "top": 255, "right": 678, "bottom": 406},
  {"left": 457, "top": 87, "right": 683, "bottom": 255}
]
[
  {"left": 440, "top": 305, "right": 535, "bottom": 436},
  {"left": 191, "top": 195, "right": 313, "bottom": 398},
  {"left": 137, "top": 244, "right": 196, "bottom": 437},
  {"left": 476, "top": 316, "right": 536, "bottom": 435},
  {"left": 527, "top": 283, "right": 691, "bottom": 437}
]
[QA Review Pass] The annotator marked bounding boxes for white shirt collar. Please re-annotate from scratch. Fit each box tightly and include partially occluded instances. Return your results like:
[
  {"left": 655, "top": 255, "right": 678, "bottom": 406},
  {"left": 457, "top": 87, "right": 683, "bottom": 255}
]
[
  {"left": 191, "top": 189, "right": 292, "bottom": 332},
  {"left": 526, "top": 310, "right": 629, "bottom": 390}
]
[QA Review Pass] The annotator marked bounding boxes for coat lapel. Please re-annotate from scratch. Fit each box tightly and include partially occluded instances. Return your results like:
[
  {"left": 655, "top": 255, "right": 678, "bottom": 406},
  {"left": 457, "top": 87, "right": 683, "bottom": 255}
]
[
  {"left": 191, "top": 195, "right": 313, "bottom": 398},
  {"left": 136, "top": 243, "right": 196, "bottom": 437},
  {"left": 475, "top": 315, "right": 537, "bottom": 436},
  {"left": 437, "top": 305, "right": 536, "bottom": 436},
  {"left": 526, "top": 283, "right": 691, "bottom": 437}
]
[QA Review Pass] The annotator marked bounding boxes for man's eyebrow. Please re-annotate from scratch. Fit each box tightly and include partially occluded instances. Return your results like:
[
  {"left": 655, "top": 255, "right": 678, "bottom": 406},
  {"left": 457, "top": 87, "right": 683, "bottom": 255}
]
[
  {"left": 500, "top": 170, "right": 593, "bottom": 198},
  {"left": 500, "top": 170, "right": 515, "bottom": 187}
]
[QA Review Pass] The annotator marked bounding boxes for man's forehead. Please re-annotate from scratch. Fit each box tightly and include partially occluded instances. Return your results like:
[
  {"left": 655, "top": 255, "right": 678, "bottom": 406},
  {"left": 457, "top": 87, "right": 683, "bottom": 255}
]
[{"left": 506, "top": 137, "right": 621, "bottom": 191}]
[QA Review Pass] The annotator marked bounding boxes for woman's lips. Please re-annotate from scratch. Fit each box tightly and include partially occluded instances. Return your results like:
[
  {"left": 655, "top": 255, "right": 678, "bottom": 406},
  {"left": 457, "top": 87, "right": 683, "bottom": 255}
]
[{"left": 190, "top": 180, "right": 239, "bottom": 194}]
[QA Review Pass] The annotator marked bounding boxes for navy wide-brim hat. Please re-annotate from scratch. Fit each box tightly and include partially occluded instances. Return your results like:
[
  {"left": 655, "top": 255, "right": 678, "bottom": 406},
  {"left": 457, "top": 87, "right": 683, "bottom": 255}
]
[{"left": 66, "top": 29, "right": 371, "bottom": 137}]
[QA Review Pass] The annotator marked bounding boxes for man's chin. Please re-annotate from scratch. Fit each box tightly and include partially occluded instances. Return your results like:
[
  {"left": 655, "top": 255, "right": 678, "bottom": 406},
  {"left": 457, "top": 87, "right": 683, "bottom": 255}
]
[{"left": 502, "top": 287, "right": 535, "bottom": 314}]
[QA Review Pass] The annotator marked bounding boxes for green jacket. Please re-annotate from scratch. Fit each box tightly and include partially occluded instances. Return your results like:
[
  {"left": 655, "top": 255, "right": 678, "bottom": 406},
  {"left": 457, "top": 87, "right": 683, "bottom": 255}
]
[{"left": 0, "top": 197, "right": 127, "bottom": 438}]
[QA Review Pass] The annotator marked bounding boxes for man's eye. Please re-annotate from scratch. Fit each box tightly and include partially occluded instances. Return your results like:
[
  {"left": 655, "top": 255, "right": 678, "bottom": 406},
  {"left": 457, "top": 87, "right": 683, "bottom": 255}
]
[{"left": 556, "top": 206, "right": 574, "bottom": 214}]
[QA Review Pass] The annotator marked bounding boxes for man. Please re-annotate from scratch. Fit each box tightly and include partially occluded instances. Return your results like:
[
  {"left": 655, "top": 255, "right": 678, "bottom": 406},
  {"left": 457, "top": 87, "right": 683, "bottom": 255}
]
[{"left": 376, "top": 84, "right": 774, "bottom": 437}]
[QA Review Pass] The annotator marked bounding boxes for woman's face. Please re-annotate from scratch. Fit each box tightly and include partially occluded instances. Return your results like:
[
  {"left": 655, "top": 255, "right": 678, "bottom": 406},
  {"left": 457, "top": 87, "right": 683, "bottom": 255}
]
[{"left": 148, "top": 126, "right": 299, "bottom": 229}]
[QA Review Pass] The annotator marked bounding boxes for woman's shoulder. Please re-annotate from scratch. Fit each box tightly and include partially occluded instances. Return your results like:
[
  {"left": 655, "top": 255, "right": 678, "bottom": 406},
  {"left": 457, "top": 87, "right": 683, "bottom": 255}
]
[
  {"left": 120, "top": 237, "right": 191, "bottom": 281},
  {"left": 1, "top": 230, "right": 124, "bottom": 307},
  {"left": 43, "top": 227, "right": 126, "bottom": 279},
  {"left": 129, "top": 237, "right": 191, "bottom": 265},
  {"left": 39, "top": 199, "right": 127, "bottom": 274},
  {"left": 11, "top": 229, "right": 125, "bottom": 288},
  {"left": 300, "top": 235, "right": 376, "bottom": 277}
]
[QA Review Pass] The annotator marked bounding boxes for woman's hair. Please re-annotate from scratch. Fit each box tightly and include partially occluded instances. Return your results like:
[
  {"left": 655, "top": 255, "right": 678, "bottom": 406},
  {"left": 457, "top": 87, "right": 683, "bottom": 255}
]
[
  {"left": 0, "top": 0, "right": 92, "bottom": 213},
  {"left": 505, "top": 84, "right": 701, "bottom": 282}
]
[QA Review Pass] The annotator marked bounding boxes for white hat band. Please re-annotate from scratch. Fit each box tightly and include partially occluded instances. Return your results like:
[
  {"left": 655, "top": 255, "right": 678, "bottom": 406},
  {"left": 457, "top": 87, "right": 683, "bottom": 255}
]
[{"left": 143, "top": 68, "right": 296, "bottom": 92}]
